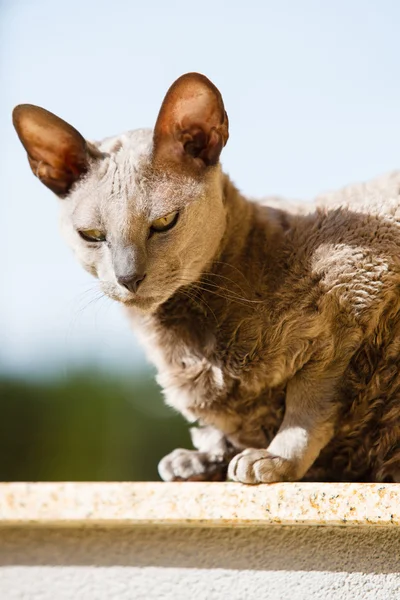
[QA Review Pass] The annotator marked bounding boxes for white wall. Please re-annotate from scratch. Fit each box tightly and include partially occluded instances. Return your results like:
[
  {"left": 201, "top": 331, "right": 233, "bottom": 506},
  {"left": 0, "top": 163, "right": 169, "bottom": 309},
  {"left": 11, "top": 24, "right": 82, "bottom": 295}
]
[{"left": 1, "top": 525, "right": 399, "bottom": 600}]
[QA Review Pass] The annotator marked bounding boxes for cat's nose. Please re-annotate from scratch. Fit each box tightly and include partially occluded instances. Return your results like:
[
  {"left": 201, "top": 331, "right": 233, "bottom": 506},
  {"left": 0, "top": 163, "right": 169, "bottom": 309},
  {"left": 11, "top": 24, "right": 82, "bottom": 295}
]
[{"left": 117, "top": 273, "right": 147, "bottom": 294}]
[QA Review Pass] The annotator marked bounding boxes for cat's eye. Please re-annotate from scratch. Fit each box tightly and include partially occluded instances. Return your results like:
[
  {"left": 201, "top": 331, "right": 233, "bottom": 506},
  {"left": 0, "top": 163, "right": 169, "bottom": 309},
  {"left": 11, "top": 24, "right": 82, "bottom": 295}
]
[
  {"left": 150, "top": 211, "right": 179, "bottom": 233},
  {"left": 78, "top": 229, "right": 107, "bottom": 243}
]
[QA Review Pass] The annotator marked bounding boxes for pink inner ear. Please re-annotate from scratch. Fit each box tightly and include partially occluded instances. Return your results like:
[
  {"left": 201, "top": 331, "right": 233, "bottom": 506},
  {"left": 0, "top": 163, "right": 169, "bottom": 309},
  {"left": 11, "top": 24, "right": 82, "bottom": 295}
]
[
  {"left": 153, "top": 72, "right": 229, "bottom": 170},
  {"left": 13, "top": 104, "right": 90, "bottom": 195},
  {"left": 178, "top": 126, "right": 226, "bottom": 167}
]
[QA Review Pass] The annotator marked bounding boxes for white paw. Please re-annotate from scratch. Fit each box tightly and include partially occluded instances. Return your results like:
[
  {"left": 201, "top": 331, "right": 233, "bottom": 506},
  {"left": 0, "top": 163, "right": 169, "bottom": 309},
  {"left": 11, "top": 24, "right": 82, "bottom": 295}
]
[
  {"left": 228, "top": 448, "right": 297, "bottom": 484},
  {"left": 158, "top": 448, "right": 227, "bottom": 482}
]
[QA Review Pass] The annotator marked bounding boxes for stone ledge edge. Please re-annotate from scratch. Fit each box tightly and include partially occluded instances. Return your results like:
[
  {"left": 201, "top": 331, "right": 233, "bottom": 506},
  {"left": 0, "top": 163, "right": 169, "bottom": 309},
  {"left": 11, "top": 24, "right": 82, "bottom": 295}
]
[{"left": 0, "top": 482, "right": 398, "bottom": 528}]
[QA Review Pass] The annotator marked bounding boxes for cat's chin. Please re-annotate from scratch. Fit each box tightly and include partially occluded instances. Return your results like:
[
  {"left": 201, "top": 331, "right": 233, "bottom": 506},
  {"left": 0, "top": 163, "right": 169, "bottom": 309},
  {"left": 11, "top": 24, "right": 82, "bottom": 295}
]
[
  {"left": 101, "top": 286, "right": 164, "bottom": 313},
  {"left": 120, "top": 295, "right": 162, "bottom": 313}
]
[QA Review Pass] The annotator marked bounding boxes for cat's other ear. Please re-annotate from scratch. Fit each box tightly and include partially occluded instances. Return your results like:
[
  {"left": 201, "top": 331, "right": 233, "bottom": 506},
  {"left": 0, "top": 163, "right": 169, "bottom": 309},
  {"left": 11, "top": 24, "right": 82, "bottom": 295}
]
[
  {"left": 12, "top": 105, "right": 100, "bottom": 196},
  {"left": 153, "top": 73, "right": 229, "bottom": 172}
]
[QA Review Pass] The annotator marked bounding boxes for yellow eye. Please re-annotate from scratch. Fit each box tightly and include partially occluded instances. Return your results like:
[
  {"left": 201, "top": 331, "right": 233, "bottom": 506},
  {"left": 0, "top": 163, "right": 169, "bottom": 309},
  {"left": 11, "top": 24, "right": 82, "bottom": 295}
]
[
  {"left": 78, "top": 229, "right": 106, "bottom": 242},
  {"left": 150, "top": 211, "right": 179, "bottom": 233}
]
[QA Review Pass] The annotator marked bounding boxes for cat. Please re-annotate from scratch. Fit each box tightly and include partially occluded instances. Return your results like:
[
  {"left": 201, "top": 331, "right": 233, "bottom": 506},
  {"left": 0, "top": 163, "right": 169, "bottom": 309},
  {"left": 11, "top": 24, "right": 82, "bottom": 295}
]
[{"left": 13, "top": 72, "right": 400, "bottom": 483}]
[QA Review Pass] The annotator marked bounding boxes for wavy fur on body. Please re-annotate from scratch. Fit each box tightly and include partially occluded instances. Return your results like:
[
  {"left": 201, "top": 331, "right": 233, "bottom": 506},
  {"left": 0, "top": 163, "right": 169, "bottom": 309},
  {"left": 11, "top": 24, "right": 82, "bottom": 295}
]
[{"left": 13, "top": 74, "right": 400, "bottom": 483}]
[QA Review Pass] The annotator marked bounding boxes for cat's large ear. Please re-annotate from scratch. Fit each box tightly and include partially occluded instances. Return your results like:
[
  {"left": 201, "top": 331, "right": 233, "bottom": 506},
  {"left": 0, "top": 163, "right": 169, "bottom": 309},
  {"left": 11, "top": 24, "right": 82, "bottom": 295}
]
[
  {"left": 12, "top": 105, "right": 99, "bottom": 196},
  {"left": 153, "top": 73, "right": 229, "bottom": 172}
]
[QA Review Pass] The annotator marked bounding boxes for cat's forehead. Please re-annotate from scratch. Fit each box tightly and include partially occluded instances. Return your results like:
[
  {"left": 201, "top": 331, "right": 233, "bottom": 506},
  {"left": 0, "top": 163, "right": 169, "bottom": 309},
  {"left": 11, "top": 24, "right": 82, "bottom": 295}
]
[
  {"left": 98, "top": 128, "right": 153, "bottom": 160},
  {"left": 70, "top": 128, "right": 202, "bottom": 225}
]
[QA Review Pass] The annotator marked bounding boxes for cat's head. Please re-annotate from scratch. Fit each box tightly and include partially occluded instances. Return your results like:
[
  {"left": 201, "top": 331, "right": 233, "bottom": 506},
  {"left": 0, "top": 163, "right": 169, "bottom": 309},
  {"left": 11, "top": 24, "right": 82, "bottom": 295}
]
[{"left": 12, "top": 73, "right": 229, "bottom": 313}]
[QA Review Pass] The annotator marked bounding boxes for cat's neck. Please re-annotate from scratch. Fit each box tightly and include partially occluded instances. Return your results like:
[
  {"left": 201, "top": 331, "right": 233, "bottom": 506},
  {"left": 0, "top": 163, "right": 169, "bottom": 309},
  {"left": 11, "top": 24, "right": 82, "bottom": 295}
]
[
  {"left": 127, "top": 172, "right": 292, "bottom": 370},
  {"left": 217, "top": 174, "right": 255, "bottom": 266},
  {"left": 214, "top": 173, "right": 291, "bottom": 286}
]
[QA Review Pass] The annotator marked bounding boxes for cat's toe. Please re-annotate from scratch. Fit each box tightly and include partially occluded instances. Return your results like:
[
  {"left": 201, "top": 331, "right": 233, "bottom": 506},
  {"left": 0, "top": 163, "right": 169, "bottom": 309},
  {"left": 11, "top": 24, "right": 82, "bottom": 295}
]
[
  {"left": 158, "top": 448, "right": 227, "bottom": 482},
  {"left": 228, "top": 448, "right": 296, "bottom": 483}
]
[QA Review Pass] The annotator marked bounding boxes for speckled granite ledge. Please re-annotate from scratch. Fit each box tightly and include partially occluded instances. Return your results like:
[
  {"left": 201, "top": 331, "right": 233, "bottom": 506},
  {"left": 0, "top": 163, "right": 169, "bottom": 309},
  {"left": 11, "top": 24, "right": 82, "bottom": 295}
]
[{"left": 0, "top": 482, "right": 398, "bottom": 528}]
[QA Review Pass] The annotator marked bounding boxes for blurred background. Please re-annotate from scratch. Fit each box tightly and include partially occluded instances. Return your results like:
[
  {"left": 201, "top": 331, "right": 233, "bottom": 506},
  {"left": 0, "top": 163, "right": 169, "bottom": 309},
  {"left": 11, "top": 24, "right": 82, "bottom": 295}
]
[{"left": 2, "top": 0, "right": 400, "bottom": 480}]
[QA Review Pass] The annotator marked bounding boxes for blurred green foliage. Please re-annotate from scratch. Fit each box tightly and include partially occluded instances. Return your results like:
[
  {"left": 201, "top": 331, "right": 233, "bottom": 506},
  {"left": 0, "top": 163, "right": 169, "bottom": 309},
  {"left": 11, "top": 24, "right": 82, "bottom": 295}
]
[{"left": 0, "top": 371, "right": 190, "bottom": 481}]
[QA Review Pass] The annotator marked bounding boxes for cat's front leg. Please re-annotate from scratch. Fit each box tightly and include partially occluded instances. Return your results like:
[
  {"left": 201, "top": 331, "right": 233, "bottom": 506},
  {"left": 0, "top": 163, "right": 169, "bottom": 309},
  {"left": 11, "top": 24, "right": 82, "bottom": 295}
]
[
  {"left": 228, "top": 361, "right": 344, "bottom": 483},
  {"left": 158, "top": 426, "right": 235, "bottom": 482}
]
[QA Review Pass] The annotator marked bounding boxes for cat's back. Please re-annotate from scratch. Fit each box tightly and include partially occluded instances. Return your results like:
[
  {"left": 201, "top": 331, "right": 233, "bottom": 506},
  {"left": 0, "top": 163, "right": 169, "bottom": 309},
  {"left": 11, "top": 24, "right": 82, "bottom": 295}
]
[
  {"left": 316, "top": 170, "right": 400, "bottom": 218},
  {"left": 312, "top": 171, "right": 400, "bottom": 268},
  {"left": 276, "top": 171, "right": 400, "bottom": 327}
]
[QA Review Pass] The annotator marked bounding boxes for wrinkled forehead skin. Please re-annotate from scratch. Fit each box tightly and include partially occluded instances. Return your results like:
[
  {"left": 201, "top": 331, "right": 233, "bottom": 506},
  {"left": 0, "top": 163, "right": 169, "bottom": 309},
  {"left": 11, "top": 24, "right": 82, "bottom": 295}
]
[{"left": 64, "top": 128, "right": 205, "bottom": 241}]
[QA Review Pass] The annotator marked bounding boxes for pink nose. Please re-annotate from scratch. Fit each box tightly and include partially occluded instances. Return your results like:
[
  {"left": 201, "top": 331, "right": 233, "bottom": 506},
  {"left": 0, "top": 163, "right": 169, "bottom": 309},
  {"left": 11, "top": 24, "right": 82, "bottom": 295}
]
[{"left": 117, "top": 273, "right": 146, "bottom": 294}]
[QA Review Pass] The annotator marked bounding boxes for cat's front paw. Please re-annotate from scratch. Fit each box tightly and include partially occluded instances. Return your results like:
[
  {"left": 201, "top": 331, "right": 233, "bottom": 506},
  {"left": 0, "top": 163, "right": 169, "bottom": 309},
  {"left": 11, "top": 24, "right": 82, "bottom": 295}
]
[
  {"left": 228, "top": 448, "right": 298, "bottom": 484},
  {"left": 158, "top": 448, "right": 227, "bottom": 482}
]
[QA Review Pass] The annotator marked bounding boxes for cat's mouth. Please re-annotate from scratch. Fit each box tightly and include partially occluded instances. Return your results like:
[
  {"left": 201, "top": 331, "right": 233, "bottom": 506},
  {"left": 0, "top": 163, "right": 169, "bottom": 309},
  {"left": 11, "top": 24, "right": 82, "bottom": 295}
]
[{"left": 102, "top": 282, "right": 170, "bottom": 312}]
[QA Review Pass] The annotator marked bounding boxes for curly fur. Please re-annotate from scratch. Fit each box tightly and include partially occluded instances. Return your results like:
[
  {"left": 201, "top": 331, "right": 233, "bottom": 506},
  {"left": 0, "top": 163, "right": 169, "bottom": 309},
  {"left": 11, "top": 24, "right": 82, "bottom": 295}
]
[{"left": 13, "top": 74, "right": 400, "bottom": 483}]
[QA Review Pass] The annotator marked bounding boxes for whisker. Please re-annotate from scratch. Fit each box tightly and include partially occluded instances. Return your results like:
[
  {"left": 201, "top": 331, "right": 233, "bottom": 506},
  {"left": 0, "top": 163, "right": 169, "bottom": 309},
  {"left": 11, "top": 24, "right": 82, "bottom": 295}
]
[
  {"left": 180, "top": 287, "right": 218, "bottom": 324},
  {"left": 211, "top": 259, "right": 251, "bottom": 285},
  {"left": 194, "top": 286, "right": 260, "bottom": 308},
  {"left": 202, "top": 281, "right": 264, "bottom": 304},
  {"left": 64, "top": 286, "right": 105, "bottom": 353},
  {"left": 174, "top": 277, "right": 262, "bottom": 310},
  {"left": 201, "top": 271, "right": 248, "bottom": 297},
  {"left": 192, "top": 279, "right": 264, "bottom": 305}
]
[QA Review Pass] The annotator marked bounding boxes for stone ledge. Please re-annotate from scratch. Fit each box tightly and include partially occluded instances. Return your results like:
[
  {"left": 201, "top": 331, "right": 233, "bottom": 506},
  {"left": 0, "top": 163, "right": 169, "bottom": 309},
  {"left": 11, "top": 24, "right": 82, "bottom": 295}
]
[{"left": 0, "top": 482, "right": 399, "bottom": 528}]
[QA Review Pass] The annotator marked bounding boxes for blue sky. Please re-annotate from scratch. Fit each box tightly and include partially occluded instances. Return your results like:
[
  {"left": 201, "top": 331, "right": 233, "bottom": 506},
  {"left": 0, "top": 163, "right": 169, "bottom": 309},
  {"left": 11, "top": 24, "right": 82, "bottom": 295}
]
[{"left": 2, "top": 0, "right": 400, "bottom": 376}]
